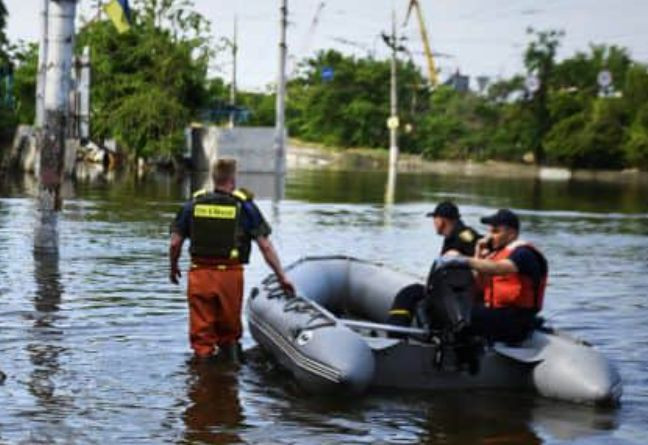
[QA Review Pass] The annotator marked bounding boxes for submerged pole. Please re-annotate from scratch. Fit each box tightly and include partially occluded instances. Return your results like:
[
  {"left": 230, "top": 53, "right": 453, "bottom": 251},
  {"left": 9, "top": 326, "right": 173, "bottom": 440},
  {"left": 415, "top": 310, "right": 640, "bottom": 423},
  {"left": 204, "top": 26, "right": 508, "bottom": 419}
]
[
  {"left": 273, "top": 0, "right": 288, "bottom": 201},
  {"left": 388, "top": 8, "right": 399, "bottom": 171},
  {"left": 34, "top": 0, "right": 77, "bottom": 254}
]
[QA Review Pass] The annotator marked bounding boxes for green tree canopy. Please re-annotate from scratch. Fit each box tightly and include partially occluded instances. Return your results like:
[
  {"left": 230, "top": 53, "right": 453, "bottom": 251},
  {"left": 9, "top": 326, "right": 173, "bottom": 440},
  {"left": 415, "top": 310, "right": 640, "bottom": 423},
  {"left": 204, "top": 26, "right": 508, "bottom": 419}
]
[
  {"left": 287, "top": 49, "right": 429, "bottom": 151},
  {"left": 76, "top": 0, "right": 212, "bottom": 159}
]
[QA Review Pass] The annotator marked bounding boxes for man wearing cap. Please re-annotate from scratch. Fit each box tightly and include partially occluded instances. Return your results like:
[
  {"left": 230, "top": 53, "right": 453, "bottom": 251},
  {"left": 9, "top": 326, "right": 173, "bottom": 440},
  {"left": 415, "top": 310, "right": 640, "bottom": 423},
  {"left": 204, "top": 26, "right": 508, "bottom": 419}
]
[
  {"left": 427, "top": 201, "right": 481, "bottom": 257},
  {"left": 387, "top": 201, "right": 480, "bottom": 331},
  {"left": 169, "top": 158, "right": 294, "bottom": 361},
  {"left": 460, "top": 208, "right": 548, "bottom": 343}
]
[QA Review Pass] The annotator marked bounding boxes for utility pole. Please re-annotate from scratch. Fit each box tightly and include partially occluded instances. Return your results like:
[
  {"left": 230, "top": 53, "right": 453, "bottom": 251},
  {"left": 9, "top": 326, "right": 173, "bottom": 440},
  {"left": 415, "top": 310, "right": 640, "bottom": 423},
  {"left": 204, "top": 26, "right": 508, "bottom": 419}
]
[
  {"left": 274, "top": 0, "right": 288, "bottom": 200},
  {"left": 35, "top": 0, "right": 77, "bottom": 253},
  {"left": 228, "top": 16, "right": 238, "bottom": 128},
  {"left": 388, "top": 8, "right": 399, "bottom": 171},
  {"left": 79, "top": 46, "right": 91, "bottom": 142},
  {"left": 35, "top": 0, "right": 49, "bottom": 128}
]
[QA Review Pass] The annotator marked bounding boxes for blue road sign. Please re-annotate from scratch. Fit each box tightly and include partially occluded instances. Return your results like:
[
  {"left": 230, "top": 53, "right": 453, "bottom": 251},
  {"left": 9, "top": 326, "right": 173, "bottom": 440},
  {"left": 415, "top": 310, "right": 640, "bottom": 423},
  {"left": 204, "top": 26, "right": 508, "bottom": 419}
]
[{"left": 321, "top": 66, "right": 334, "bottom": 82}]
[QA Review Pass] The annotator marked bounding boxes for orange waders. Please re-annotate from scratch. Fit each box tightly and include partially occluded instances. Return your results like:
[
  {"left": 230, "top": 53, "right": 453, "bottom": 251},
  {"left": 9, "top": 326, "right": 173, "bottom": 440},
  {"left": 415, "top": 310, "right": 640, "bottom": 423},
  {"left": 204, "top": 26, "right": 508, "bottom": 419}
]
[{"left": 187, "top": 264, "right": 244, "bottom": 357}]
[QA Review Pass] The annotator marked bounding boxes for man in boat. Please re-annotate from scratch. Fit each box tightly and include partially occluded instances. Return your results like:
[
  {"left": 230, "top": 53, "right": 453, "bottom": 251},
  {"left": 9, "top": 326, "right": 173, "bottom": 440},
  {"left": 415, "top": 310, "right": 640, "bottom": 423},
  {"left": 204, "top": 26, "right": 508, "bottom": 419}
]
[
  {"left": 457, "top": 208, "right": 548, "bottom": 343},
  {"left": 428, "top": 201, "right": 481, "bottom": 257},
  {"left": 387, "top": 201, "right": 480, "bottom": 330},
  {"left": 169, "top": 158, "right": 294, "bottom": 361}
]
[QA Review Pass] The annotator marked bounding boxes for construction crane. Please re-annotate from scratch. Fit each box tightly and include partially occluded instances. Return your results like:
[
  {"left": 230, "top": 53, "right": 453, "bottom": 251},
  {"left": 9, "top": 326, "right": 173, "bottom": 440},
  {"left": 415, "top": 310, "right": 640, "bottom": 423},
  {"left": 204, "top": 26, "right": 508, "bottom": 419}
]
[{"left": 403, "top": 0, "right": 439, "bottom": 87}]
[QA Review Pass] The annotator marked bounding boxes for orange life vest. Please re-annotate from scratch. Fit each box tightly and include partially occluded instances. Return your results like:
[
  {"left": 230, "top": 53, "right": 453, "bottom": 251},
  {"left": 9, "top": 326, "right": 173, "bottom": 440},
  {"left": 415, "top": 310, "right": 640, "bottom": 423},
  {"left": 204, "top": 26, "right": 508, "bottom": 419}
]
[{"left": 483, "top": 240, "right": 547, "bottom": 311}]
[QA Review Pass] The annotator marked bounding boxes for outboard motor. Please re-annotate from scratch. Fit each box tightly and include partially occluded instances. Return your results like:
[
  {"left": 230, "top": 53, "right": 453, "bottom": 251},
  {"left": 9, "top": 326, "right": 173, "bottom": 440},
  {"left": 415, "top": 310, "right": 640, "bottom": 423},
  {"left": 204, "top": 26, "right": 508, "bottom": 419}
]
[{"left": 418, "top": 257, "right": 476, "bottom": 333}]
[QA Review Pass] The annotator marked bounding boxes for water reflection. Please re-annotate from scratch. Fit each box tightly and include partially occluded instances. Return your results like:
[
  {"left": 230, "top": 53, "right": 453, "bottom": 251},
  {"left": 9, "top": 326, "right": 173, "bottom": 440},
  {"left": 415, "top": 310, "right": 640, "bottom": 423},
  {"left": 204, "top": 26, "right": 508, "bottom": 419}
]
[
  {"left": 182, "top": 361, "right": 244, "bottom": 444},
  {"left": 385, "top": 166, "right": 397, "bottom": 207},
  {"left": 28, "top": 251, "right": 71, "bottom": 423},
  {"left": 33, "top": 252, "right": 63, "bottom": 319}
]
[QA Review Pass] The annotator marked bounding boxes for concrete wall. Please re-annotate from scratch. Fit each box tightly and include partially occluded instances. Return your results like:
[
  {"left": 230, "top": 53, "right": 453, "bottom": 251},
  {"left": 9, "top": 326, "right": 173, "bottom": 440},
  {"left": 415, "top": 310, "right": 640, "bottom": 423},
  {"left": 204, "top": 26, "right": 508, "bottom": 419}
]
[
  {"left": 2, "top": 125, "right": 87, "bottom": 179},
  {"left": 191, "top": 126, "right": 281, "bottom": 174}
]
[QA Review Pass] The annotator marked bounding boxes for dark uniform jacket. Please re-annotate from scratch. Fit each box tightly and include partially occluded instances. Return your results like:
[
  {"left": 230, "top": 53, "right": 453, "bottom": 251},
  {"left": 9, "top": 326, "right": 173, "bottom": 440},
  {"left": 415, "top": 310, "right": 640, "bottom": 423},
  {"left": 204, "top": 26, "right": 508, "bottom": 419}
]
[{"left": 441, "top": 220, "right": 480, "bottom": 256}]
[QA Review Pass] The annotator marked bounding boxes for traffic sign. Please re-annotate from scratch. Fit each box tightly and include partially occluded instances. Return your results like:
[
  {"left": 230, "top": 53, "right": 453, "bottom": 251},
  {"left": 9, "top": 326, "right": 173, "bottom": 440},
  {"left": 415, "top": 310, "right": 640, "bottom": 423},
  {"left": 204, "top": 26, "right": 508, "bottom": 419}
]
[
  {"left": 597, "top": 70, "right": 612, "bottom": 88},
  {"left": 321, "top": 66, "right": 334, "bottom": 82},
  {"left": 387, "top": 116, "right": 400, "bottom": 130},
  {"left": 525, "top": 74, "right": 540, "bottom": 93}
]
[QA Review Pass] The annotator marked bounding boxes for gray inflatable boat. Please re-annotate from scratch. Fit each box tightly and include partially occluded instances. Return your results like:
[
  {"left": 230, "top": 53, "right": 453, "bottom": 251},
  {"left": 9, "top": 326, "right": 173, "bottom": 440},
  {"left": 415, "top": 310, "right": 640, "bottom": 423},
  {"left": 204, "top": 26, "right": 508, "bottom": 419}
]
[{"left": 247, "top": 256, "right": 622, "bottom": 405}]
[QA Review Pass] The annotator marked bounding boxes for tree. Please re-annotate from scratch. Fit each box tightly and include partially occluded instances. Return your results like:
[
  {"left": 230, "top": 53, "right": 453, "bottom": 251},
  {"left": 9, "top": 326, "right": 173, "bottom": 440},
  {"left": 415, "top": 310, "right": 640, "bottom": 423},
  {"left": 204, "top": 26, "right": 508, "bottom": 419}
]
[
  {"left": 76, "top": 0, "right": 212, "bottom": 160},
  {"left": 0, "top": 0, "right": 15, "bottom": 146},
  {"left": 624, "top": 103, "right": 648, "bottom": 169},
  {"left": 11, "top": 42, "right": 37, "bottom": 125},
  {"left": 0, "top": 0, "right": 8, "bottom": 63},
  {"left": 287, "top": 50, "right": 428, "bottom": 151}
]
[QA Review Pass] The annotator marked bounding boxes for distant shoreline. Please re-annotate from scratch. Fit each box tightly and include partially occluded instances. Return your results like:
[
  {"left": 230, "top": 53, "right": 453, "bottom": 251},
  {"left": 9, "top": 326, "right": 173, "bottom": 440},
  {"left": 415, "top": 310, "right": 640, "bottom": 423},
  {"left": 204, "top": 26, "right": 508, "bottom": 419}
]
[{"left": 287, "top": 140, "right": 648, "bottom": 185}]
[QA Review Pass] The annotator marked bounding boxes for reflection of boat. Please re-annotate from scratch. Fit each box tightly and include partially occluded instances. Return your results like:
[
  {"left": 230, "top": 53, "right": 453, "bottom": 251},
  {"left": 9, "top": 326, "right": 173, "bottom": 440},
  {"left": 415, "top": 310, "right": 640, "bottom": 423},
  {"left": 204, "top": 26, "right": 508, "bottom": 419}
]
[{"left": 246, "top": 256, "right": 622, "bottom": 405}]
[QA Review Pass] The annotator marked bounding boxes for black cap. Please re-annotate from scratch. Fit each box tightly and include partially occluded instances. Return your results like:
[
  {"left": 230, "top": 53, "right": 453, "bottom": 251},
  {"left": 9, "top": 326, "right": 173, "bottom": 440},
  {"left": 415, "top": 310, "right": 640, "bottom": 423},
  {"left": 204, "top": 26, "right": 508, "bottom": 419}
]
[
  {"left": 426, "top": 201, "right": 460, "bottom": 220},
  {"left": 480, "top": 209, "right": 520, "bottom": 231}
]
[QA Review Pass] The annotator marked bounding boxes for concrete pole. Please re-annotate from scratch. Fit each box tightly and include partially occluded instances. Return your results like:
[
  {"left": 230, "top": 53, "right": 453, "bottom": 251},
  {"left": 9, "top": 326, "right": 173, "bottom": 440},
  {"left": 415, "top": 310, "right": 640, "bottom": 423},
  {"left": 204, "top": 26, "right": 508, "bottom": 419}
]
[
  {"left": 35, "top": 0, "right": 77, "bottom": 254},
  {"left": 79, "top": 46, "right": 91, "bottom": 141},
  {"left": 273, "top": 0, "right": 288, "bottom": 200},
  {"left": 35, "top": 0, "right": 49, "bottom": 128},
  {"left": 388, "top": 9, "right": 399, "bottom": 171},
  {"left": 228, "top": 16, "right": 238, "bottom": 128}
]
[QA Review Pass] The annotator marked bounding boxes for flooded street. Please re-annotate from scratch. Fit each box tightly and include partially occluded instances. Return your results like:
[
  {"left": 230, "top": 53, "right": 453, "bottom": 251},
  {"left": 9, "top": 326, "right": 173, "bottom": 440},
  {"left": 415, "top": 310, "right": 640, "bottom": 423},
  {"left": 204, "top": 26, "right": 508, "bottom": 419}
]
[{"left": 1, "top": 169, "right": 647, "bottom": 444}]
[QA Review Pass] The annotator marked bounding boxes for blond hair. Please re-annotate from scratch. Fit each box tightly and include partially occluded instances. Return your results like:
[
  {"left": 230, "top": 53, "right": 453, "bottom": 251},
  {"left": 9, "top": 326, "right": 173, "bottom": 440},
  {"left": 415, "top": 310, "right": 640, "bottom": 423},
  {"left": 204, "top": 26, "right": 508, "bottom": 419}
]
[{"left": 211, "top": 158, "right": 237, "bottom": 185}]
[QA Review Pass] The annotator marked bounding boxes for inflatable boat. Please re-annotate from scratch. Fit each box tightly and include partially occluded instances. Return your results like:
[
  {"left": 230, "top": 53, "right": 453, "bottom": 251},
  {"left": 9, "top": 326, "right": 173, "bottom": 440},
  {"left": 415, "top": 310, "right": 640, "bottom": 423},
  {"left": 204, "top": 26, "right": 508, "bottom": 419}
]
[{"left": 246, "top": 256, "right": 622, "bottom": 405}]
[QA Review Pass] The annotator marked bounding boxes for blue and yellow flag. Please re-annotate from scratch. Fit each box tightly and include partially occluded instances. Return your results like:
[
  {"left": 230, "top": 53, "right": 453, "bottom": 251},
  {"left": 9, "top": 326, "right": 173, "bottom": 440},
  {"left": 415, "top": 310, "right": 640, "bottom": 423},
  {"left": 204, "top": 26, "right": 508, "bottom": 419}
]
[{"left": 104, "top": 0, "right": 131, "bottom": 34}]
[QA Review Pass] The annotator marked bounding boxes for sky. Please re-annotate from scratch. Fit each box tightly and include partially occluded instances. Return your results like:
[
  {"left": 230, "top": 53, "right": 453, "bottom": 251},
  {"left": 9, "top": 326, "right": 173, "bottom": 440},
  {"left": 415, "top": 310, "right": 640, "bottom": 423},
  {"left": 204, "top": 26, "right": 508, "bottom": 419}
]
[{"left": 5, "top": 0, "right": 648, "bottom": 91}]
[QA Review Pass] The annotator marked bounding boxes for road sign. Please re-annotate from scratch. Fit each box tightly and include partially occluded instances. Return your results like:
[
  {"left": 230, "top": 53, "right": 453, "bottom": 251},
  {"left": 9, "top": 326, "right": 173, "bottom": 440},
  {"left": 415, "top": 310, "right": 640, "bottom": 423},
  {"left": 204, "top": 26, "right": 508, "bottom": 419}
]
[
  {"left": 525, "top": 74, "right": 540, "bottom": 93},
  {"left": 387, "top": 116, "right": 400, "bottom": 130},
  {"left": 321, "top": 66, "right": 334, "bottom": 82},
  {"left": 597, "top": 70, "right": 612, "bottom": 88}
]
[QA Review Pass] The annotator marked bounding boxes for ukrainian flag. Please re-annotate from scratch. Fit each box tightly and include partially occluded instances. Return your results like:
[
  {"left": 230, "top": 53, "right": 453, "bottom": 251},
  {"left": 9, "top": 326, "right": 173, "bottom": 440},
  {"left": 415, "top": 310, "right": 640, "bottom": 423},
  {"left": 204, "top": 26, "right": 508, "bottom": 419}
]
[{"left": 104, "top": 0, "right": 131, "bottom": 34}]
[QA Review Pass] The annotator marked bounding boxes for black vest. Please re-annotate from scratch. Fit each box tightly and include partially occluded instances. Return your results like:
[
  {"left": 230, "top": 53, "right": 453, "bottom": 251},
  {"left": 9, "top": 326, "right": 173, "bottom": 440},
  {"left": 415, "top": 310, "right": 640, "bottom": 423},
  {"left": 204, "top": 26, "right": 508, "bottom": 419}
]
[{"left": 189, "top": 190, "right": 252, "bottom": 263}]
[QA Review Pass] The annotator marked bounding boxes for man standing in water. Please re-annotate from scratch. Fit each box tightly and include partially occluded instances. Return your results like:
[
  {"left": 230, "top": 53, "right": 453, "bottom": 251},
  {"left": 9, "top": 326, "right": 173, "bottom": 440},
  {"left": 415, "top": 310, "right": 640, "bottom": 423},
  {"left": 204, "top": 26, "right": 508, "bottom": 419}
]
[
  {"left": 169, "top": 159, "right": 294, "bottom": 361},
  {"left": 387, "top": 201, "right": 480, "bottom": 329}
]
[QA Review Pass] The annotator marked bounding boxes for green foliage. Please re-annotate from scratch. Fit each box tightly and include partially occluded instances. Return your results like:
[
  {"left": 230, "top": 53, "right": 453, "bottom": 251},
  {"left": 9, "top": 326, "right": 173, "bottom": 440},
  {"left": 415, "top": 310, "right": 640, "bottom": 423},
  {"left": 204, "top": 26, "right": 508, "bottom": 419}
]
[
  {"left": 545, "top": 98, "right": 628, "bottom": 169},
  {"left": 238, "top": 89, "right": 276, "bottom": 126},
  {"left": 624, "top": 103, "right": 648, "bottom": 168},
  {"left": 76, "top": 0, "right": 211, "bottom": 160},
  {"left": 287, "top": 50, "right": 428, "bottom": 151},
  {"left": 11, "top": 42, "right": 37, "bottom": 124},
  {"left": 0, "top": 0, "right": 7, "bottom": 64},
  {"left": 0, "top": 0, "right": 13, "bottom": 147},
  {"left": 418, "top": 86, "right": 495, "bottom": 160}
]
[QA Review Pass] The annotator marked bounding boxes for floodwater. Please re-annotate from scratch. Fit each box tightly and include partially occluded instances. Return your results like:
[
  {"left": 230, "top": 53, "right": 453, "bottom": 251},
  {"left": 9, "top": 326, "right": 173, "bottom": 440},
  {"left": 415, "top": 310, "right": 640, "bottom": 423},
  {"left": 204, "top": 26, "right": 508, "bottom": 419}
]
[{"left": 0, "top": 168, "right": 647, "bottom": 444}]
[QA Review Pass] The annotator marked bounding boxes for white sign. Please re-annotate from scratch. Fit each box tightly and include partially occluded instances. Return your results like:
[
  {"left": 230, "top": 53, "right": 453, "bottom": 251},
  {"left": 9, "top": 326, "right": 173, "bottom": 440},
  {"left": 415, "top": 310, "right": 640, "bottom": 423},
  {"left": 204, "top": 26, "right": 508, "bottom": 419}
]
[
  {"left": 597, "top": 70, "right": 613, "bottom": 88},
  {"left": 387, "top": 116, "right": 400, "bottom": 130},
  {"left": 525, "top": 74, "right": 540, "bottom": 93}
]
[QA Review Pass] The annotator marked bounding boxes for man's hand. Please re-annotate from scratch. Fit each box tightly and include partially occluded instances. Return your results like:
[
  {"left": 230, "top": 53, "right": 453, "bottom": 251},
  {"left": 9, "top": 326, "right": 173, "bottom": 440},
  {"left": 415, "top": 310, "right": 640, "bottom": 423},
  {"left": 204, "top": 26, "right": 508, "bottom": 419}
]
[
  {"left": 169, "top": 232, "right": 185, "bottom": 284},
  {"left": 475, "top": 236, "right": 493, "bottom": 258},
  {"left": 170, "top": 263, "right": 182, "bottom": 284},
  {"left": 278, "top": 276, "right": 296, "bottom": 296}
]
